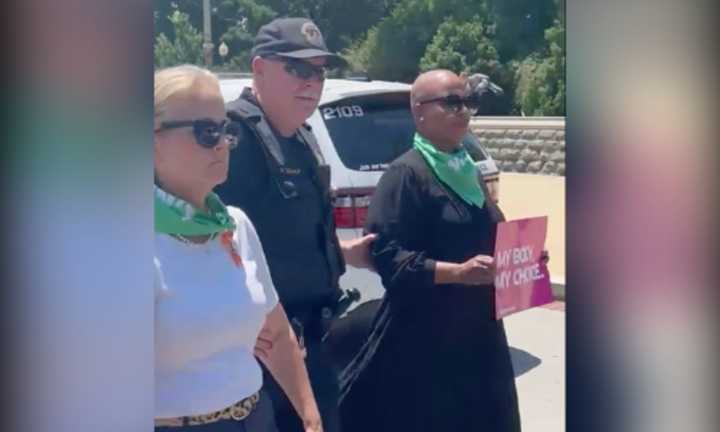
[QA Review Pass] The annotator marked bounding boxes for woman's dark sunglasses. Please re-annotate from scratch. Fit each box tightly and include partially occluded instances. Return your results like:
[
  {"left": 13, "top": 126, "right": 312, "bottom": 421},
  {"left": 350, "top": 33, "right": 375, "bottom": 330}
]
[
  {"left": 417, "top": 94, "right": 480, "bottom": 114},
  {"left": 266, "top": 56, "right": 327, "bottom": 81},
  {"left": 154, "top": 118, "right": 239, "bottom": 149}
]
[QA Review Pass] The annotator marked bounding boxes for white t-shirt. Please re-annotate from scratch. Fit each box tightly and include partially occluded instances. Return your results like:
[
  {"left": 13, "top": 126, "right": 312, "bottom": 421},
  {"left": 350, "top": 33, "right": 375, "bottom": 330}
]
[{"left": 154, "top": 207, "right": 278, "bottom": 418}]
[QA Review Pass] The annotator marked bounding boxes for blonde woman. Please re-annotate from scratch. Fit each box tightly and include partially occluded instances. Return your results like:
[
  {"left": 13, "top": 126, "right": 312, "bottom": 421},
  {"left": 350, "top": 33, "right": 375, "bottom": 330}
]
[{"left": 154, "top": 65, "right": 322, "bottom": 432}]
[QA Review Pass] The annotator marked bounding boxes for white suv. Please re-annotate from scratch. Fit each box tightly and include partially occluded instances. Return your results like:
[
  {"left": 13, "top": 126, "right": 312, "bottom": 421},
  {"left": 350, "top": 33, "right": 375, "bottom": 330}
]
[{"left": 219, "top": 76, "right": 501, "bottom": 302}]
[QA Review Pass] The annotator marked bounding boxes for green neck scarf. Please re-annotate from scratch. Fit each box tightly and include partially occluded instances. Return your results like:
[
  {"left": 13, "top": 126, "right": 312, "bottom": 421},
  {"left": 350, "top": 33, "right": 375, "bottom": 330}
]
[
  {"left": 154, "top": 185, "right": 236, "bottom": 236},
  {"left": 413, "top": 133, "right": 485, "bottom": 208}
]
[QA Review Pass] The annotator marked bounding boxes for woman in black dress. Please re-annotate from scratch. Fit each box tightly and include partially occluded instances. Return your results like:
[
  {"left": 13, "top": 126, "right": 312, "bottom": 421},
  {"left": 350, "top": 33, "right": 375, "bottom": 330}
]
[{"left": 339, "top": 70, "right": 521, "bottom": 432}]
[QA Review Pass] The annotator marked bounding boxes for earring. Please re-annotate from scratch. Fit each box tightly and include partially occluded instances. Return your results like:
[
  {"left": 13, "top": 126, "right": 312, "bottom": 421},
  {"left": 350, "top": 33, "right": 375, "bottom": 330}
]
[{"left": 419, "top": 116, "right": 425, "bottom": 122}]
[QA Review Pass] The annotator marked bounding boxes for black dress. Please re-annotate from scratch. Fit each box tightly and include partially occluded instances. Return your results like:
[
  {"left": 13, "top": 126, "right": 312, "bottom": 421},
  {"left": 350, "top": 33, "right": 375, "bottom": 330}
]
[{"left": 339, "top": 149, "right": 521, "bottom": 432}]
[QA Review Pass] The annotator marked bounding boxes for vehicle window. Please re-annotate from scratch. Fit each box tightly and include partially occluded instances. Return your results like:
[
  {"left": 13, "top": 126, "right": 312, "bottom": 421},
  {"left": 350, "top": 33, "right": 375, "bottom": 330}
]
[
  {"left": 321, "top": 92, "right": 489, "bottom": 171},
  {"left": 321, "top": 94, "right": 415, "bottom": 171}
]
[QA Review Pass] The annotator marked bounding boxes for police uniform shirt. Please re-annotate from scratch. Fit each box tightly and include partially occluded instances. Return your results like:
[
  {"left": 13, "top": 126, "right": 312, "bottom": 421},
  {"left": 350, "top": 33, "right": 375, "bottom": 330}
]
[{"left": 215, "top": 101, "right": 335, "bottom": 309}]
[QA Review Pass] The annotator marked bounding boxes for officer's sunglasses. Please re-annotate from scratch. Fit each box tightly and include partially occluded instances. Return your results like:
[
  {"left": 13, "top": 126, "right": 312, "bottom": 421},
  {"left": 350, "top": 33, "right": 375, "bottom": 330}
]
[
  {"left": 417, "top": 94, "right": 480, "bottom": 114},
  {"left": 154, "top": 118, "right": 239, "bottom": 149},
  {"left": 266, "top": 56, "right": 327, "bottom": 81}
]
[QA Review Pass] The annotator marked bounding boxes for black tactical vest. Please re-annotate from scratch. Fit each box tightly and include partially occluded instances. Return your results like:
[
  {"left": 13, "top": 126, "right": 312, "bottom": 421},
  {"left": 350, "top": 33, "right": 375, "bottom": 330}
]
[{"left": 223, "top": 88, "right": 346, "bottom": 308}]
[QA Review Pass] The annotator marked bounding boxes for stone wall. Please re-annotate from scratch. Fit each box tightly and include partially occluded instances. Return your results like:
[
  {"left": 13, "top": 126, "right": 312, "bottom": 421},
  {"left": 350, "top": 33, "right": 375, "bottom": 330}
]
[{"left": 469, "top": 117, "right": 565, "bottom": 176}]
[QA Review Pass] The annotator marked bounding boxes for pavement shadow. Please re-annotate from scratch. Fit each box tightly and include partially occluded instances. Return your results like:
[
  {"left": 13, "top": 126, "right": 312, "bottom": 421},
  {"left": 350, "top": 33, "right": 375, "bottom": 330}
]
[{"left": 509, "top": 347, "right": 542, "bottom": 377}]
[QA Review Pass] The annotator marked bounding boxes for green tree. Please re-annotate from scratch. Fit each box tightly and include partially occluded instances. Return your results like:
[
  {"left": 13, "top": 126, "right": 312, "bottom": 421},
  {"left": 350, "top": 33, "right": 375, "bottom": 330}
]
[
  {"left": 419, "top": 17, "right": 500, "bottom": 76},
  {"left": 342, "top": 26, "right": 378, "bottom": 74},
  {"left": 344, "top": 0, "right": 493, "bottom": 82},
  {"left": 152, "top": 0, "right": 401, "bottom": 72},
  {"left": 154, "top": 10, "right": 204, "bottom": 68},
  {"left": 151, "top": 0, "right": 566, "bottom": 115},
  {"left": 215, "top": 0, "right": 277, "bottom": 70},
  {"left": 486, "top": 0, "right": 558, "bottom": 62},
  {"left": 261, "top": 0, "right": 392, "bottom": 53},
  {"left": 419, "top": 16, "right": 512, "bottom": 114},
  {"left": 514, "top": 19, "right": 565, "bottom": 115},
  {"left": 212, "top": 0, "right": 388, "bottom": 70},
  {"left": 154, "top": 1, "right": 204, "bottom": 41}
]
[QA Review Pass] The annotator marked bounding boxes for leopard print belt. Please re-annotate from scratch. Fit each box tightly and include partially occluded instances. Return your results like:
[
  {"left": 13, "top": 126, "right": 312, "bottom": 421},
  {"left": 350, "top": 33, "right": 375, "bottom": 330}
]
[{"left": 155, "top": 392, "right": 260, "bottom": 428}]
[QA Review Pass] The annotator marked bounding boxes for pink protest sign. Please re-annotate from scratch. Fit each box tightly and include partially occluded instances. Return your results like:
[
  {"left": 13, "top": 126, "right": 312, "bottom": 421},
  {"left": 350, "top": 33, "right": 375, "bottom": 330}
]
[{"left": 494, "top": 216, "right": 553, "bottom": 319}]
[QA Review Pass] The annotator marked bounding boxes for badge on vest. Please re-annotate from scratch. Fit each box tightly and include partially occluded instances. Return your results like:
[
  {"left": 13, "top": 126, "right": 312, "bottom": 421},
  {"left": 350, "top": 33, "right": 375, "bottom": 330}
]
[{"left": 280, "top": 167, "right": 302, "bottom": 175}]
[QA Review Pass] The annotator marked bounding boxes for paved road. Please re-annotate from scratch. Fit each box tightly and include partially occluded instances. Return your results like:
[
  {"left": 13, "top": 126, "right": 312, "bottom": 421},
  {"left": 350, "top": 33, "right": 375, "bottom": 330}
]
[{"left": 505, "top": 304, "right": 565, "bottom": 432}]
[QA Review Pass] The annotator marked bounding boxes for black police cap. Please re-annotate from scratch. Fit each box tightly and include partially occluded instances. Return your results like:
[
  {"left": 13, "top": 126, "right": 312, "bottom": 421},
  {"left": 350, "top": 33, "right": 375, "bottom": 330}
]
[{"left": 250, "top": 17, "right": 346, "bottom": 68}]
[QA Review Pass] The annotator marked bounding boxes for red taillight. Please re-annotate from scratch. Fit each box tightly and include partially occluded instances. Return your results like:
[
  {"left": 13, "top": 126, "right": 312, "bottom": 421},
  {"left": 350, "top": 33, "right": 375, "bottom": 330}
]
[
  {"left": 353, "top": 195, "right": 371, "bottom": 227},
  {"left": 332, "top": 191, "right": 373, "bottom": 228},
  {"left": 333, "top": 196, "right": 356, "bottom": 228}
]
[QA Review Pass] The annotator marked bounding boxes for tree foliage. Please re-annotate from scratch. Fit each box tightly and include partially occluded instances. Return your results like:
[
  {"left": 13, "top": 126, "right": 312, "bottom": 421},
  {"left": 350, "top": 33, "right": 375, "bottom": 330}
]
[
  {"left": 486, "top": 0, "right": 557, "bottom": 62},
  {"left": 343, "top": 0, "right": 494, "bottom": 82},
  {"left": 420, "top": 17, "right": 500, "bottom": 77},
  {"left": 153, "top": 0, "right": 566, "bottom": 116},
  {"left": 215, "top": 0, "right": 277, "bottom": 70},
  {"left": 154, "top": 1, "right": 203, "bottom": 41},
  {"left": 154, "top": 10, "right": 204, "bottom": 68},
  {"left": 262, "top": 0, "right": 393, "bottom": 52},
  {"left": 514, "top": 19, "right": 565, "bottom": 115},
  {"left": 419, "top": 16, "right": 514, "bottom": 114}
]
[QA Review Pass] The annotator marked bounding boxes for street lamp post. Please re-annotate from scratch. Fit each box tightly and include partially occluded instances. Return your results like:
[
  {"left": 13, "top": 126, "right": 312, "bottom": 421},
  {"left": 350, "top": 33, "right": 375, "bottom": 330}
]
[{"left": 202, "top": 0, "right": 213, "bottom": 67}]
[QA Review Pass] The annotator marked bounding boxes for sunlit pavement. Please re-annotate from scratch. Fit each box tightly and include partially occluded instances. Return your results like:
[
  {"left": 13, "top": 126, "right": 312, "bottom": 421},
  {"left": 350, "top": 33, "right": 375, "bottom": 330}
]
[{"left": 504, "top": 303, "right": 565, "bottom": 432}]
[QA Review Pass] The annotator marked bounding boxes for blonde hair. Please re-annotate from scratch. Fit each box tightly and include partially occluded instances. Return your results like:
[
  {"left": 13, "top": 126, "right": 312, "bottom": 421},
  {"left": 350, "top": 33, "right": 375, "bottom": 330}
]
[{"left": 154, "top": 64, "right": 219, "bottom": 126}]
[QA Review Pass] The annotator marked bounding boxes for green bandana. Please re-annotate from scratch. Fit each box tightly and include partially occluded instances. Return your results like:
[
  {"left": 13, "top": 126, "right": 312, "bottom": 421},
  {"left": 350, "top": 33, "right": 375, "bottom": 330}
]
[
  {"left": 413, "top": 133, "right": 485, "bottom": 208},
  {"left": 154, "top": 185, "right": 236, "bottom": 236}
]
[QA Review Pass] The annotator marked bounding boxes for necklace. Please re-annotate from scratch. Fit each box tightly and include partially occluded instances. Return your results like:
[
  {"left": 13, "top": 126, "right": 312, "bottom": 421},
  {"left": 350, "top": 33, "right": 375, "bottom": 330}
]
[
  {"left": 173, "top": 233, "right": 217, "bottom": 246},
  {"left": 170, "top": 231, "right": 242, "bottom": 267}
]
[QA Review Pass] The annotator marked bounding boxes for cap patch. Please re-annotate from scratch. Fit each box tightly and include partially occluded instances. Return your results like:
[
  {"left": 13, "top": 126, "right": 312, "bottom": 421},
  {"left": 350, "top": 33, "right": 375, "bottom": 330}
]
[{"left": 301, "top": 22, "right": 323, "bottom": 47}]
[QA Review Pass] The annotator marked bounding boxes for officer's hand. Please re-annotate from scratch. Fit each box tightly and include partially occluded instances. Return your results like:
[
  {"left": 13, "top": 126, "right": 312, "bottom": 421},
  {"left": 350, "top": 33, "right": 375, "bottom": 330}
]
[{"left": 340, "top": 234, "right": 377, "bottom": 270}]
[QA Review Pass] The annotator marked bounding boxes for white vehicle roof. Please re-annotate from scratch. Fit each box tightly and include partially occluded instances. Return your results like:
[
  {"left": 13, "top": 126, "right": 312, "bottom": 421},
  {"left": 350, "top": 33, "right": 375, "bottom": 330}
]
[
  {"left": 218, "top": 78, "right": 252, "bottom": 102},
  {"left": 319, "top": 79, "right": 410, "bottom": 104},
  {"left": 218, "top": 78, "right": 411, "bottom": 105}
]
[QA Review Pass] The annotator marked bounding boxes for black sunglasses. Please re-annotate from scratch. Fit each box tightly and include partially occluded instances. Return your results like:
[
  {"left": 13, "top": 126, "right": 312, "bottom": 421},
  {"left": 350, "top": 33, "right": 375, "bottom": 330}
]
[
  {"left": 417, "top": 94, "right": 480, "bottom": 114},
  {"left": 266, "top": 56, "right": 327, "bottom": 81},
  {"left": 155, "top": 118, "right": 239, "bottom": 149}
]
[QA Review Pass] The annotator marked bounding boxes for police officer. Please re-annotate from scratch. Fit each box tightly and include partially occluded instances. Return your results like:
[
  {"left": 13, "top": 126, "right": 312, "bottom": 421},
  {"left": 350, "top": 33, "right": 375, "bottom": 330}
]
[{"left": 215, "top": 17, "right": 375, "bottom": 432}]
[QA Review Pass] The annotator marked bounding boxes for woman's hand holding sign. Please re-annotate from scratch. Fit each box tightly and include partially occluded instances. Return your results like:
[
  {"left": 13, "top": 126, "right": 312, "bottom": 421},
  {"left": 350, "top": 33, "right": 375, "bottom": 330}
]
[
  {"left": 456, "top": 254, "right": 496, "bottom": 285},
  {"left": 493, "top": 217, "right": 554, "bottom": 319},
  {"left": 434, "top": 254, "right": 496, "bottom": 285}
]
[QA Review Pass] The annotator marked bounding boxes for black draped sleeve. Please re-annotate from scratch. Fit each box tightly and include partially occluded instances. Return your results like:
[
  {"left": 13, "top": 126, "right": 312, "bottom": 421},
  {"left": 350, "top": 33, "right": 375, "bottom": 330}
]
[{"left": 364, "top": 163, "right": 436, "bottom": 295}]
